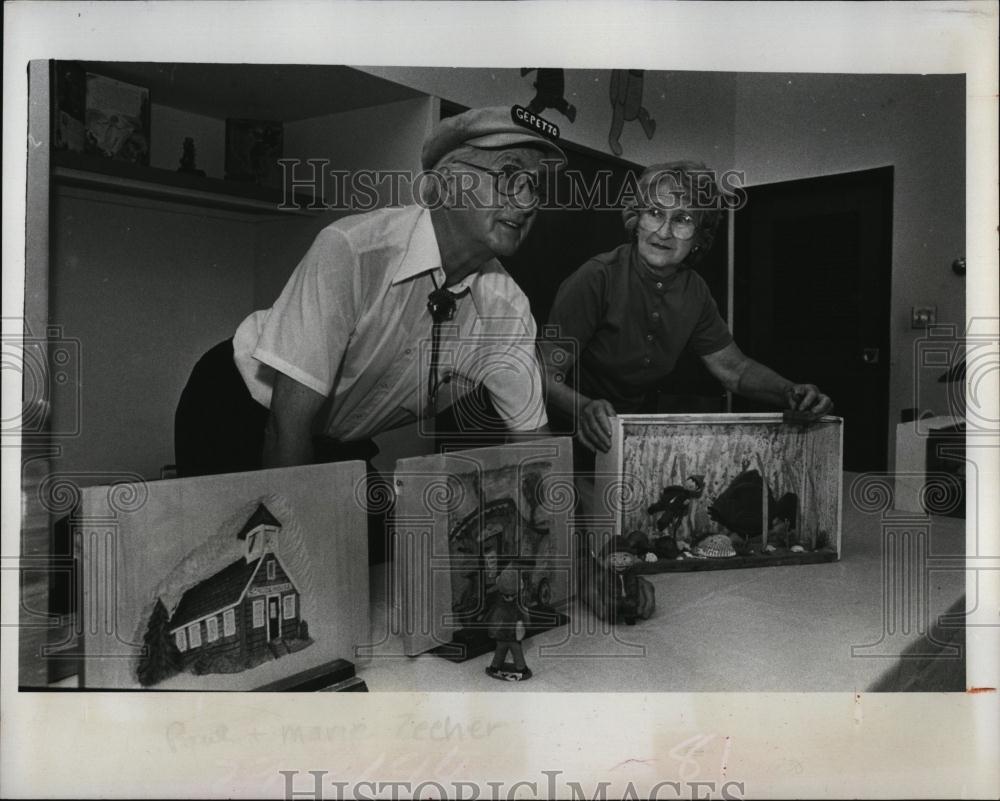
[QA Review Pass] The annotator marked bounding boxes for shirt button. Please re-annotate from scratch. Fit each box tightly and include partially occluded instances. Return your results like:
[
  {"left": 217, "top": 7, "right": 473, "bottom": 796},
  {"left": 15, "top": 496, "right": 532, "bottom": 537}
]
[
  {"left": 643, "top": 357, "right": 651, "bottom": 365},
  {"left": 651, "top": 312, "right": 660, "bottom": 320},
  {"left": 656, "top": 282, "right": 663, "bottom": 290},
  {"left": 646, "top": 334, "right": 654, "bottom": 342},
  {"left": 405, "top": 348, "right": 412, "bottom": 355}
]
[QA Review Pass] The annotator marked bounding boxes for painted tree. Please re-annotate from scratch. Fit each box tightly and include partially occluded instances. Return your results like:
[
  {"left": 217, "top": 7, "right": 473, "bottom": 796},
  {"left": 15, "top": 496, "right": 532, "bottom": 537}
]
[{"left": 136, "top": 598, "right": 183, "bottom": 687}]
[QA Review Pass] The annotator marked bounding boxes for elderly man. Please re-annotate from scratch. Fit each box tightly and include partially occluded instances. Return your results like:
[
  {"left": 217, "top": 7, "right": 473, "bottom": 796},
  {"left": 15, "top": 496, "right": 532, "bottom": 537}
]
[{"left": 175, "top": 107, "right": 565, "bottom": 477}]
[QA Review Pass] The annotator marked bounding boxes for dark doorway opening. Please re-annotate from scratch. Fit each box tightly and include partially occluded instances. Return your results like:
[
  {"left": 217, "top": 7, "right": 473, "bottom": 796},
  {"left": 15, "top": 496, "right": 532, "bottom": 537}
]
[{"left": 733, "top": 167, "right": 893, "bottom": 472}]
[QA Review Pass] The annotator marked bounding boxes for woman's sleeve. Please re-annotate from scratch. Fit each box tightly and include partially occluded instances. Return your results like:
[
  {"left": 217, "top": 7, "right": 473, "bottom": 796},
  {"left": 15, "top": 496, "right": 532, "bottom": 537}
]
[{"left": 688, "top": 275, "right": 733, "bottom": 356}]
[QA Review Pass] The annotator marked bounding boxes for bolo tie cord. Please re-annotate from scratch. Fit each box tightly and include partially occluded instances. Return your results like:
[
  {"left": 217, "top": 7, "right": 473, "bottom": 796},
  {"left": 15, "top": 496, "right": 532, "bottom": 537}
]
[{"left": 427, "top": 274, "right": 458, "bottom": 406}]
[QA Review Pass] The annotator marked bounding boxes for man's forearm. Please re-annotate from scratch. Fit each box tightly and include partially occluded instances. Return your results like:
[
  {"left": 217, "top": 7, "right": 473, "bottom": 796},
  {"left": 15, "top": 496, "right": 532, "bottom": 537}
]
[
  {"left": 262, "top": 415, "right": 315, "bottom": 468},
  {"left": 540, "top": 342, "right": 591, "bottom": 419},
  {"left": 262, "top": 373, "right": 327, "bottom": 468},
  {"left": 546, "top": 374, "right": 591, "bottom": 419}
]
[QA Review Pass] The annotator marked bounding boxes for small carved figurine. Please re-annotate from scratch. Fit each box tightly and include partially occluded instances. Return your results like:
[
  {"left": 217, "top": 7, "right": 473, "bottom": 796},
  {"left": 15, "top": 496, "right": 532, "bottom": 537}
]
[
  {"left": 598, "top": 536, "right": 655, "bottom": 625},
  {"left": 647, "top": 476, "right": 705, "bottom": 555},
  {"left": 485, "top": 566, "right": 531, "bottom": 682},
  {"left": 177, "top": 137, "right": 206, "bottom": 176}
]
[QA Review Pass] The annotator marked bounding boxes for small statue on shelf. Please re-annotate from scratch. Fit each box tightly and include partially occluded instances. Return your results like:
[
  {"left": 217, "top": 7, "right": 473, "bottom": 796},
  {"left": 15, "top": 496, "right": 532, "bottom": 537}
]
[
  {"left": 485, "top": 567, "right": 531, "bottom": 682},
  {"left": 177, "top": 137, "right": 206, "bottom": 177}
]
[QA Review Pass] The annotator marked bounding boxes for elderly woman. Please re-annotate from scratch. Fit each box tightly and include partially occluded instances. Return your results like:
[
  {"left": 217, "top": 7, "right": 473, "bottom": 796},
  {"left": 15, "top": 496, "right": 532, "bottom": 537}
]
[{"left": 541, "top": 160, "right": 832, "bottom": 455}]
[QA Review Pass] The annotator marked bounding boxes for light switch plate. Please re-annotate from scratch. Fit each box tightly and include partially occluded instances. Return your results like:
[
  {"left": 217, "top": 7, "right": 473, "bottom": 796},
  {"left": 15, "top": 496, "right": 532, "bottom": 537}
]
[{"left": 911, "top": 306, "right": 937, "bottom": 328}]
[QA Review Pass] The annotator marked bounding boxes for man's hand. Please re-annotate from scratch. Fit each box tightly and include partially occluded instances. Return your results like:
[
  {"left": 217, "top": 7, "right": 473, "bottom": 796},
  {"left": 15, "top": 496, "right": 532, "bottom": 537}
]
[
  {"left": 784, "top": 383, "right": 833, "bottom": 417},
  {"left": 578, "top": 398, "right": 616, "bottom": 453}
]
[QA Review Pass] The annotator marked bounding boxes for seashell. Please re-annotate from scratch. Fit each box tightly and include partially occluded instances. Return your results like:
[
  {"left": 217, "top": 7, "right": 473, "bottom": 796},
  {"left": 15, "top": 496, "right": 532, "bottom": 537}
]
[{"left": 692, "top": 533, "right": 736, "bottom": 558}]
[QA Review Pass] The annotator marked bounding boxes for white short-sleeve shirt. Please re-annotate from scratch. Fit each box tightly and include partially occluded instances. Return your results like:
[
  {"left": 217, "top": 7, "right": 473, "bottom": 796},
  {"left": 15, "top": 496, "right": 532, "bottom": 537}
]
[{"left": 233, "top": 205, "right": 546, "bottom": 441}]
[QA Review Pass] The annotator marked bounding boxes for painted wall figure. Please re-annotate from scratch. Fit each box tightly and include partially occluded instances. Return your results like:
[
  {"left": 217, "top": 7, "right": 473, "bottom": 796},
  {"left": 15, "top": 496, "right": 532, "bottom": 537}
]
[
  {"left": 520, "top": 68, "right": 577, "bottom": 122},
  {"left": 607, "top": 69, "right": 656, "bottom": 156}
]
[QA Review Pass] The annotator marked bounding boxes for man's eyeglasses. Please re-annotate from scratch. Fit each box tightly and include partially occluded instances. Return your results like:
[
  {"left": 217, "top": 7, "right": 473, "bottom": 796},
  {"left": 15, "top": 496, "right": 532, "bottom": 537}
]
[
  {"left": 450, "top": 159, "right": 547, "bottom": 206},
  {"left": 637, "top": 208, "right": 698, "bottom": 239}
]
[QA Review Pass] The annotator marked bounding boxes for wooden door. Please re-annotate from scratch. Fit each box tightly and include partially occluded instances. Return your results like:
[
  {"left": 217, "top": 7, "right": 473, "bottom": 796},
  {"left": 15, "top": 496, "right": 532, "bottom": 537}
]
[
  {"left": 733, "top": 167, "right": 893, "bottom": 471},
  {"left": 267, "top": 596, "right": 280, "bottom": 640}
]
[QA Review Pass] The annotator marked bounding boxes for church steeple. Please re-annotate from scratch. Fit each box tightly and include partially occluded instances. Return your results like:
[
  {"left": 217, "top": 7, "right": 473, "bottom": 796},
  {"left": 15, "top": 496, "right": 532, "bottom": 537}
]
[{"left": 236, "top": 503, "right": 281, "bottom": 562}]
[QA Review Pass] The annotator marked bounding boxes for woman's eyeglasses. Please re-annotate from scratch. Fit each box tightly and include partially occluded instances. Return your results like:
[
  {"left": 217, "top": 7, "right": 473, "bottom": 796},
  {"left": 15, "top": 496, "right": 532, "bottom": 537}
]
[
  {"left": 637, "top": 208, "right": 698, "bottom": 239},
  {"left": 450, "top": 160, "right": 547, "bottom": 206}
]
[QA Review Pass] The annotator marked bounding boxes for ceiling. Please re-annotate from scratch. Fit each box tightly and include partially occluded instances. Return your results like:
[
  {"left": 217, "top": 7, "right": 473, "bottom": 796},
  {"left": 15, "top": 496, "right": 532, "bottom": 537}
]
[{"left": 78, "top": 62, "right": 426, "bottom": 122}]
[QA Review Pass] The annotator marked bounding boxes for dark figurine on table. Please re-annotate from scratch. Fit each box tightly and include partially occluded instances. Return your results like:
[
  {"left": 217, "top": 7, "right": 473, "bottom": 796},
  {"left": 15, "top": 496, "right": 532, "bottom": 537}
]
[
  {"left": 485, "top": 566, "right": 531, "bottom": 682},
  {"left": 580, "top": 536, "right": 655, "bottom": 625},
  {"left": 647, "top": 475, "right": 705, "bottom": 557},
  {"left": 604, "top": 538, "right": 655, "bottom": 624}
]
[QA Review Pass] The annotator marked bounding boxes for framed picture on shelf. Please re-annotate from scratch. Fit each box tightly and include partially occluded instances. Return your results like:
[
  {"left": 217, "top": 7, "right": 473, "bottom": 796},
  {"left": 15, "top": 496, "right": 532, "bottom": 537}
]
[
  {"left": 52, "top": 60, "right": 86, "bottom": 153},
  {"left": 225, "top": 118, "right": 284, "bottom": 187},
  {"left": 84, "top": 72, "right": 151, "bottom": 165}
]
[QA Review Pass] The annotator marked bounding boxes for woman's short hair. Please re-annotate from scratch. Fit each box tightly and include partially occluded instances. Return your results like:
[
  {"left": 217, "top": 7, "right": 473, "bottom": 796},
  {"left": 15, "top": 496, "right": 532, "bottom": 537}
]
[{"left": 621, "top": 160, "right": 725, "bottom": 267}]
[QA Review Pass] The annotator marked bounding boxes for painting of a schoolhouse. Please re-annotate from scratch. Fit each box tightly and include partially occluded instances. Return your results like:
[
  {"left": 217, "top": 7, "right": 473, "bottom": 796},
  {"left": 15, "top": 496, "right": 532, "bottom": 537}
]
[
  {"left": 79, "top": 462, "right": 369, "bottom": 690},
  {"left": 138, "top": 504, "right": 311, "bottom": 686}
]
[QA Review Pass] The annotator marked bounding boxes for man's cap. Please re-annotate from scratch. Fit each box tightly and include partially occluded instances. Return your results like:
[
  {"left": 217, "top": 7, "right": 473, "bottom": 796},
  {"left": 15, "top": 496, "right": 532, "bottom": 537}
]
[{"left": 421, "top": 106, "right": 566, "bottom": 170}]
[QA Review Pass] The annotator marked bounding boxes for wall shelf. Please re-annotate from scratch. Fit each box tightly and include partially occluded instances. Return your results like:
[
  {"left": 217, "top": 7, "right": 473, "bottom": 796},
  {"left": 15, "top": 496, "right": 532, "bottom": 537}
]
[{"left": 52, "top": 151, "right": 322, "bottom": 217}]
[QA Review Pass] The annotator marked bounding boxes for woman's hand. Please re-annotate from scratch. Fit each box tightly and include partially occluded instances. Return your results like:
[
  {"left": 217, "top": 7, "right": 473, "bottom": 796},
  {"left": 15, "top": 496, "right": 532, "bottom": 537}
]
[
  {"left": 785, "top": 383, "right": 833, "bottom": 417},
  {"left": 578, "top": 399, "right": 616, "bottom": 453}
]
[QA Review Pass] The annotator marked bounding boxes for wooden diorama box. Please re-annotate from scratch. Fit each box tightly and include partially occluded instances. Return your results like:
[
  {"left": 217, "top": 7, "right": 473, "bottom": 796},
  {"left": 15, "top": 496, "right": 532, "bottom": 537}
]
[
  {"left": 594, "top": 414, "right": 843, "bottom": 571},
  {"left": 392, "top": 438, "right": 574, "bottom": 657}
]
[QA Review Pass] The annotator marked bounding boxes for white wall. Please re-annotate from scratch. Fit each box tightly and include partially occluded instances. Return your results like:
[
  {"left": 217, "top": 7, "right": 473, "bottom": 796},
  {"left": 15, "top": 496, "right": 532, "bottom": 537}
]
[{"left": 49, "top": 189, "right": 258, "bottom": 482}]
